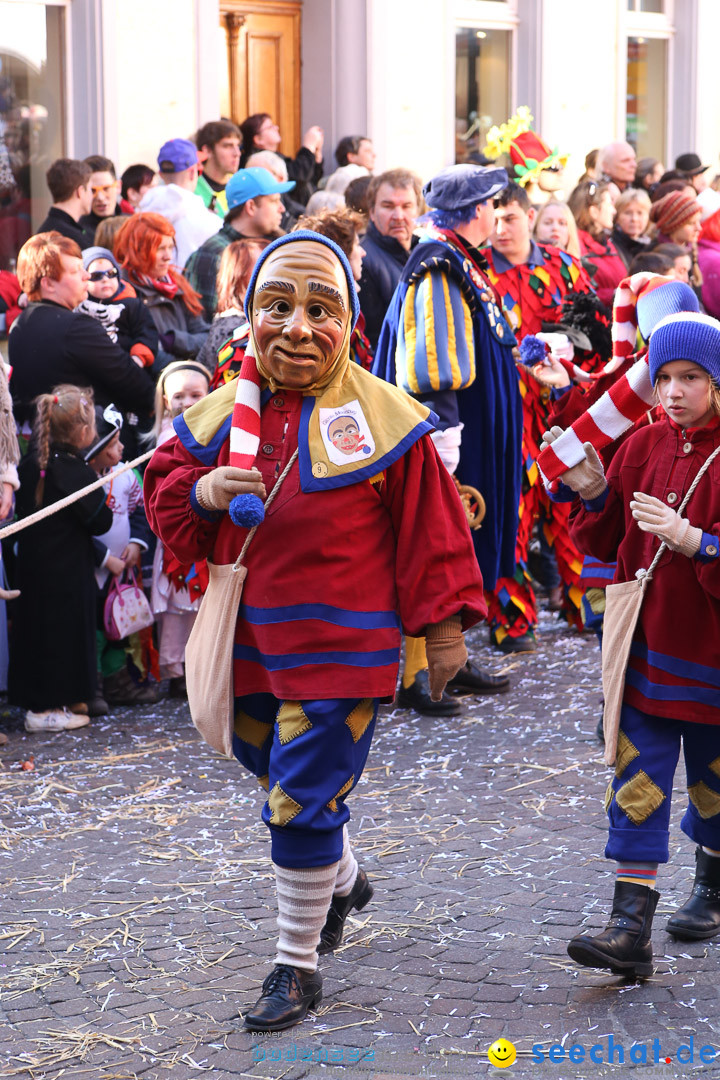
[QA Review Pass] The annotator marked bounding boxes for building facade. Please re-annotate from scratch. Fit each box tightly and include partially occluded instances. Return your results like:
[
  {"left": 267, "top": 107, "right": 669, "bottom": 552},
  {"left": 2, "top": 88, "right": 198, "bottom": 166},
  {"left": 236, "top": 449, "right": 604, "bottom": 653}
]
[{"left": 1, "top": 0, "right": 718, "bottom": 267}]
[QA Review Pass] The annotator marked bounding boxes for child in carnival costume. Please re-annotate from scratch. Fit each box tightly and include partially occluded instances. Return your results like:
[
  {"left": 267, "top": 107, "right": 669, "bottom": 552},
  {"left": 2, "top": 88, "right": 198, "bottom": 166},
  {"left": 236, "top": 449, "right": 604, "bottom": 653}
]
[{"left": 552, "top": 312, "right": 720, "bottom": 977}]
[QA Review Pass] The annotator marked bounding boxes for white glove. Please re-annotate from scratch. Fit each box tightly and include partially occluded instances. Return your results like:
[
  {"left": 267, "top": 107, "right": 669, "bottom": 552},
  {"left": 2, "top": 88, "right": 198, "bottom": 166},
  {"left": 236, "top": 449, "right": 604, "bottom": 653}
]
[
  {"left": 536, "top": 332, "right": 574, "bottom": 365},
  {"left": 430, "top": 423, "right": 464, "bottom": 475},
  {"left": 630, "top": 492, "right": 702, "bottom": 557},
  {"left": 541, "top": 427, "right": 607, "bottom": 500}
]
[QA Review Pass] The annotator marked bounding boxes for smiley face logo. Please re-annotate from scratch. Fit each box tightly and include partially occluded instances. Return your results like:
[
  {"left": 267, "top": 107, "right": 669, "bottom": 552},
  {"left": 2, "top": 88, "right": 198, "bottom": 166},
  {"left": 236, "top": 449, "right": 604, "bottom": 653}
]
[{"left": 488, "top": 1039, "right": 517, "bottom": 1068}]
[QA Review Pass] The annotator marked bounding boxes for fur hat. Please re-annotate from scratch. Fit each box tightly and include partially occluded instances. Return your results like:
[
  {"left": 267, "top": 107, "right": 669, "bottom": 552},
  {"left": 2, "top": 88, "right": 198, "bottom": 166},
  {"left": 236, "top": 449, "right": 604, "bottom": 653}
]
[{"left": 649, "top": 311, "right": 720, "bottom": 384}]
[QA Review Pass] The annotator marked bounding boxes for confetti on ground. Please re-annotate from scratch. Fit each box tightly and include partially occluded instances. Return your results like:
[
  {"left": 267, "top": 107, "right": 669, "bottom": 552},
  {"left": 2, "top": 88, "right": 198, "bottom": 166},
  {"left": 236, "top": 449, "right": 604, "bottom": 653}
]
[{"left": 0, "top": 608, "right": 717, "bottom": 1079}]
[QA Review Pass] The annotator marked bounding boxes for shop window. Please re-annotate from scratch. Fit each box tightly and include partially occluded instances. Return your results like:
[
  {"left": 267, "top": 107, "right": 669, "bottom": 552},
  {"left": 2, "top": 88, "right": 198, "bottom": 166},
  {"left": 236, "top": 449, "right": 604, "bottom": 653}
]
[
  {"left": 455, "top": 27, "right": 511, "bottom": 164},
  {"left": 0, "top": 2, "right": 66, "bottom": 270},
  {"left": 626, "top": 36, "right": 667, "bottom": 161},
  {"left": 627, "top": 0, "right": 664, "bottom": 11}
]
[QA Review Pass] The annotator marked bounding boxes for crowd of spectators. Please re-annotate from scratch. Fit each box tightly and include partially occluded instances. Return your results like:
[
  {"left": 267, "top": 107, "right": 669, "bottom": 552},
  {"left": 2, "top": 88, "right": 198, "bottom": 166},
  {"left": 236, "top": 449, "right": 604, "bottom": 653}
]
[{"left": 1, "top": 115, "right": 719, "bottom": 738}]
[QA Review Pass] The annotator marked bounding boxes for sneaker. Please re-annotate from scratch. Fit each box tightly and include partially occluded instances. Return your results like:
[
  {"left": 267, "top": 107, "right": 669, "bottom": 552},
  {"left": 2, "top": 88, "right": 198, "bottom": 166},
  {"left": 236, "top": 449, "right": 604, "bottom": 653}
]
[{"left": 24, "top": 708, "right": 91, "bottom": 732}]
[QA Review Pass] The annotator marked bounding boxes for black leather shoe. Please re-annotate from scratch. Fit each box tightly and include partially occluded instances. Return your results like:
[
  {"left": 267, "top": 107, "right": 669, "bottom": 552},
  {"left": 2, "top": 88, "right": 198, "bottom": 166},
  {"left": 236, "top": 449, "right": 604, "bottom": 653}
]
[
  {"left": 168, "top": 676, "right": 187, "bottom": 699},
  {"left": 666, "top": 847, "right": 720, "bottom": 940},
  {"left": 596, "top": 714, "right": 605, "bottom": 741},
  {"left": 318, "top": 867, "right": 374, "bottom": 954},
  {"left": 493, "top": 632, "right": 537, "bottom": 654},
  {"left": 243, "top": 964, "right": 322, "bottom": 1031},
  {"left": 446, "top": 660, "right": 510, "bottom": 696},
  {"left": 395, "top": 669, "right": 460, "bottom": 716},
  {"left": 567, "top": 881, "right": 659, "bottom": 978}
]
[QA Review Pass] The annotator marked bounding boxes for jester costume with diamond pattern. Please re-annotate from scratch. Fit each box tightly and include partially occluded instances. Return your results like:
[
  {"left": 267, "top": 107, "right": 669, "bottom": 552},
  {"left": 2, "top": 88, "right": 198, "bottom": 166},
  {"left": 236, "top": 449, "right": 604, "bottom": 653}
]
[{"left": 481, "top": 241, "right": 602, "bottom": 641}]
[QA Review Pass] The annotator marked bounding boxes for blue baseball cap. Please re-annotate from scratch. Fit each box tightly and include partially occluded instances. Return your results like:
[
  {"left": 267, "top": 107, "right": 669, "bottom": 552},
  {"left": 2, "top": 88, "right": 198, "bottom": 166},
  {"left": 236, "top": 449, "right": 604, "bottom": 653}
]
[
  {"left": 423, "top": 164, "right": 508, "bottom": 211},
  {"left": 226, "top": 167, "right": 295, "bottom": 210},
  {"left": 157, "top": 138, "right": 198, "bottom": 173}
]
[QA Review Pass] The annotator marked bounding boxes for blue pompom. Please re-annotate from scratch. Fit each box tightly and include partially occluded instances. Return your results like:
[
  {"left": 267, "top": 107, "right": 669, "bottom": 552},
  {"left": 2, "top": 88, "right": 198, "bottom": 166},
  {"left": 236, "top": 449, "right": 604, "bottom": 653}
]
[
  {"left": 229, "top": 493, "right": 265, "bottom": 528},
  {"left": 518, "top": 334, "right": 547, "bottom": 365}
]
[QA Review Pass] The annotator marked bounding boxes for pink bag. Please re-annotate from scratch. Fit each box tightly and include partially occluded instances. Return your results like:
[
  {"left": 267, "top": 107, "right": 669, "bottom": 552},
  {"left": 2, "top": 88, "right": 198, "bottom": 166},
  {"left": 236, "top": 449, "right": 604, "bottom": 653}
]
[{"left": 103, "top": 569, "right": 154, "bottom": 641}]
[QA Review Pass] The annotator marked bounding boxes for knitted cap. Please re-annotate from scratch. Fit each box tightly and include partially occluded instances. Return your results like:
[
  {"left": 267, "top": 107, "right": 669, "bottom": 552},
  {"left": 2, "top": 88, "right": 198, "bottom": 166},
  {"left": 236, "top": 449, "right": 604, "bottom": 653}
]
[
  {"left": 82, "top": 245, "right": 121, "bottom": 277},
  {"left": 649, "top": 311, "right": 720, "bottom": 384},
  {"left": 610, "top": 273, "right": 699, "bottom": 369},
  {"left": 649, "top": 191, "right": 701, "bottom": 235}
]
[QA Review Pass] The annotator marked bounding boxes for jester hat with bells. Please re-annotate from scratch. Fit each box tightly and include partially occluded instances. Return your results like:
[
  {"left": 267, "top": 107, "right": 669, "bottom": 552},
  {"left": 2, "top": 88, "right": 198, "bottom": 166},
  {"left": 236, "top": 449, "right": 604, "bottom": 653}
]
[
  {"left": 483, "top": 107, "right": 568, "bottom": 190},
  {"left": 175, "top": 231, "right": 437, "bottom": 526}
]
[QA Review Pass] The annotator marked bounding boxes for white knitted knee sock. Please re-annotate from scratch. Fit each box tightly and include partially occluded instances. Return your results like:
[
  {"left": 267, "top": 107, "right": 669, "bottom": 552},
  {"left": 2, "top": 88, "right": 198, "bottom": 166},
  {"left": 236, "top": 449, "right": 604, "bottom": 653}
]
[
  {"left": 333, "top": 824, "right": 359, "bottom": 897},
  {"left": 273, "top": 861, "right": 339, "bottom": 972}
]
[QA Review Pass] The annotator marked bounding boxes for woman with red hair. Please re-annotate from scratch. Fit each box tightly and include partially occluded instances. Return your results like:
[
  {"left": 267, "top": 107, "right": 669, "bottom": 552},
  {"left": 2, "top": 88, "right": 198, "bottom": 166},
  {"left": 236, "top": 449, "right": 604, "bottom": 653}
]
[
  {"left": 697, "top": 189, "right": 720, "bottom": 318},
  {"left": 115, "top": 212, "right": 209, "bottom": 372}
]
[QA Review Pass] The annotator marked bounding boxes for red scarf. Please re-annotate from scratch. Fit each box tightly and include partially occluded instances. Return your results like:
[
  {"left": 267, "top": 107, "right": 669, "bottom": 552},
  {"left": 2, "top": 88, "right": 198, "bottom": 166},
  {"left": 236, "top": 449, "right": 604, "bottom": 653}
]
[{"left": 135, "top": 271, "right": 179, "bottom": 300}]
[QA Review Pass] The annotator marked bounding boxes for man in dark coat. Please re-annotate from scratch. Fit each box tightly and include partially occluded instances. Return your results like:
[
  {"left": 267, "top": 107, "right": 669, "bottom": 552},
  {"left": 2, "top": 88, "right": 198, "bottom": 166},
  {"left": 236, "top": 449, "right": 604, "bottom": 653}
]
[
  {"left": 78, "top": 155, "right": 130, "bottom": 235},
  {"left": 358, "top": 169, "right": 422, "bottom": 349},
  {"left": 9, "top": 233, "right": 155, "bottom": 429},
  {"left": 35, "top": 159, "right": 95, "bottom": 250}
]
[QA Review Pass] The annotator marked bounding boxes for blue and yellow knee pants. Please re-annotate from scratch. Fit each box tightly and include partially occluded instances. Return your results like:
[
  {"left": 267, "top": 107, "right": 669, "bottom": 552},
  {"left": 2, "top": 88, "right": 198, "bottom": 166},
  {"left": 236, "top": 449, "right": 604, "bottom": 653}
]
[
  {"left": 233, "top": 693, "right": 378, "bottom": 869},
  {"left": 605, "top": 704, "right": 720, "bottom": 863}
]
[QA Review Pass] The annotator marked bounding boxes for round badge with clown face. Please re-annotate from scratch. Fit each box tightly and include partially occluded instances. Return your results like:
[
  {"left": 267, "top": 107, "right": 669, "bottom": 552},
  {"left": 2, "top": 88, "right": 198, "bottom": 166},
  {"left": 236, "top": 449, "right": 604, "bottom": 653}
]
[{"left": 319, "top": 399, "right": 375, "bottom": 467}]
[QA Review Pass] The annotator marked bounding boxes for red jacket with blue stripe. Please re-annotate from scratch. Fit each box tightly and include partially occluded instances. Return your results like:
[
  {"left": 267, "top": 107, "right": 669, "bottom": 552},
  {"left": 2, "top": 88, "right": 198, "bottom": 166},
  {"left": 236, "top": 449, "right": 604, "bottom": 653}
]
[
  {"left": 571, "top": 416, "right": 720, "bottom": 724},
  {"left": 144, "top": 388, "right": 487, "bottom": 701}
]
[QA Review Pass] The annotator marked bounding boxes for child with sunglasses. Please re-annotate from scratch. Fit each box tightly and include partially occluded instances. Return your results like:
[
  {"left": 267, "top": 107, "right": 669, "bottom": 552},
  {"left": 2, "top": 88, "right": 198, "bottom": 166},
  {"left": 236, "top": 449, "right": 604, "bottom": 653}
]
[{"left": 75, "top": 246, "right": 158, "bottom": 371}]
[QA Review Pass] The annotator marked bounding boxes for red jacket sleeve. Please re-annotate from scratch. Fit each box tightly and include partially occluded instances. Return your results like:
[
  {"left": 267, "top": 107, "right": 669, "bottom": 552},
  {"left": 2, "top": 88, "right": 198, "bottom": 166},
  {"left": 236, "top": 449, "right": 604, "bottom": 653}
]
[
  {"left": 144, "top": 433, "right": 223, "bottom": 563},
  {"left": 380, "top": 433, "right": 487, "bottom": 635}
]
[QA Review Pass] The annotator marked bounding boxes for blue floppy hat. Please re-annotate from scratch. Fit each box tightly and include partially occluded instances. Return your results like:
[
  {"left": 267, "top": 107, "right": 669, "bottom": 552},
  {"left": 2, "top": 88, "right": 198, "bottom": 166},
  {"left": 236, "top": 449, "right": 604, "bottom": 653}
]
[{"left": 423, "top": 164, "right": 509, "bottom": 211}]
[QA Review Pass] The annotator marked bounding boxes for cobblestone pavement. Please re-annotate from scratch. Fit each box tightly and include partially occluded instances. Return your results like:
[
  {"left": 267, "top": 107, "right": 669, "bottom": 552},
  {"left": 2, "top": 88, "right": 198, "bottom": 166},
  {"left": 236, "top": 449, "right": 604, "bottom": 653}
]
[{"left": 1, "top": 609, "right": 718, "bottom": 1080}]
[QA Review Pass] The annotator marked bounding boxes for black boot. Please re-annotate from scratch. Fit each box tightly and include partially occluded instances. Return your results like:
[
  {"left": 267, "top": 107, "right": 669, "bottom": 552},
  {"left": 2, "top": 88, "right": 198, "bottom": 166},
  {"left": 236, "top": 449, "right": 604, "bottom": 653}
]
[
  {"left": 567, "top": 881, "right": 659, "bottom": 977},
  {"left": 666, "top": 847, "right": 720, "bottom": 940},
  {"left": 318, "top": 867, "right": 374, "bottom": 955},
  {"left": 243, "top": 964, "right": 322, "bottom": 1031},
  {"left": 395, "top": 669, "right": 460, "bottom": 716}
]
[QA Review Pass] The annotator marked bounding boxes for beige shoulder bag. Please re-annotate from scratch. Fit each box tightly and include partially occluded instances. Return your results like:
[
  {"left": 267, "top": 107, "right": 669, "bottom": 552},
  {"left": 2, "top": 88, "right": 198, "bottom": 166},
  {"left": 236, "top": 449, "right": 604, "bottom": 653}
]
[{"left": 185, "top": 449, "right": 299, "bottom": 758}]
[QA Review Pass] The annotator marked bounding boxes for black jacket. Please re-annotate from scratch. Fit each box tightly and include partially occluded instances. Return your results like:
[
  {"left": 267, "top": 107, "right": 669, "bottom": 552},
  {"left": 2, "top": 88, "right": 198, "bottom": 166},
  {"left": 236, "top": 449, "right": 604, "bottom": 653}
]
[
  {"left": 9, "top": 300, "right": 155, "bottom": 426},
  {"left": 358, "top": 222, "right": 418, "bottom": 349},
  {"left": 79, "top": 204, "right": 130, "bottom": 234},
  {"left": 611, "top": 226, "right": 651, "bottom": 271},
  {"left": 35, "top": 207, "right": 95, "bottom": 250}
]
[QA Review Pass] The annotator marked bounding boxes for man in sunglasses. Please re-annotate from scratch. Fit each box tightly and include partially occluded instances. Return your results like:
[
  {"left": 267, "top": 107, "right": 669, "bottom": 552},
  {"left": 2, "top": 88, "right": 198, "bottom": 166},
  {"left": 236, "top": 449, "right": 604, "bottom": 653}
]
[{"left": 79, "top": 155, "right": 130, "bottom": 236}]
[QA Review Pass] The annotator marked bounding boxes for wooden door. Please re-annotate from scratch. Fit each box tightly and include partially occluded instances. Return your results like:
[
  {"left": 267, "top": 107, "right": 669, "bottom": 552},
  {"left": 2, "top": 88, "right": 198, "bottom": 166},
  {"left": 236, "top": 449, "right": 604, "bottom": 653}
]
[{"left": 220, "top": 1, "right": 301, "bottom": 158}]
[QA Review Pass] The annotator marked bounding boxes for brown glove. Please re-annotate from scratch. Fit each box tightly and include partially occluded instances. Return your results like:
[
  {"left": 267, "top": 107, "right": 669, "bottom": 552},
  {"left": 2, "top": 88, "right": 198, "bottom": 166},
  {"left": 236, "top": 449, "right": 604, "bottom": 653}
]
[
  {"left": 426, "top": 615, "right": 467, "bottom": 701},
  {"left": 195, "top": 466, "right": 266, "bottom": 512}
]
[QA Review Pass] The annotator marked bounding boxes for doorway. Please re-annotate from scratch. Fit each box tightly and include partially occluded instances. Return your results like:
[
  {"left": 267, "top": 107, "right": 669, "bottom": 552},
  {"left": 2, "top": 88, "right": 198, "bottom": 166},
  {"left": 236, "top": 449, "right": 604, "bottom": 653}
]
[{"left": 219, "top": 1, "right": 301, "bottom": 157}]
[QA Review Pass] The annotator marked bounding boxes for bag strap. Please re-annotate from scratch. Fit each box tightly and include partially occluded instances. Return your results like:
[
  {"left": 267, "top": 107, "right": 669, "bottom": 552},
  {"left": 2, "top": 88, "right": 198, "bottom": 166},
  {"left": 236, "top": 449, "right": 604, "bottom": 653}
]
[
  {"left": 640, "top": 441, "right": 720, "bottom": 581},
  {"left": 233, "top": 447, "right": 300, "bottom": 572}
]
